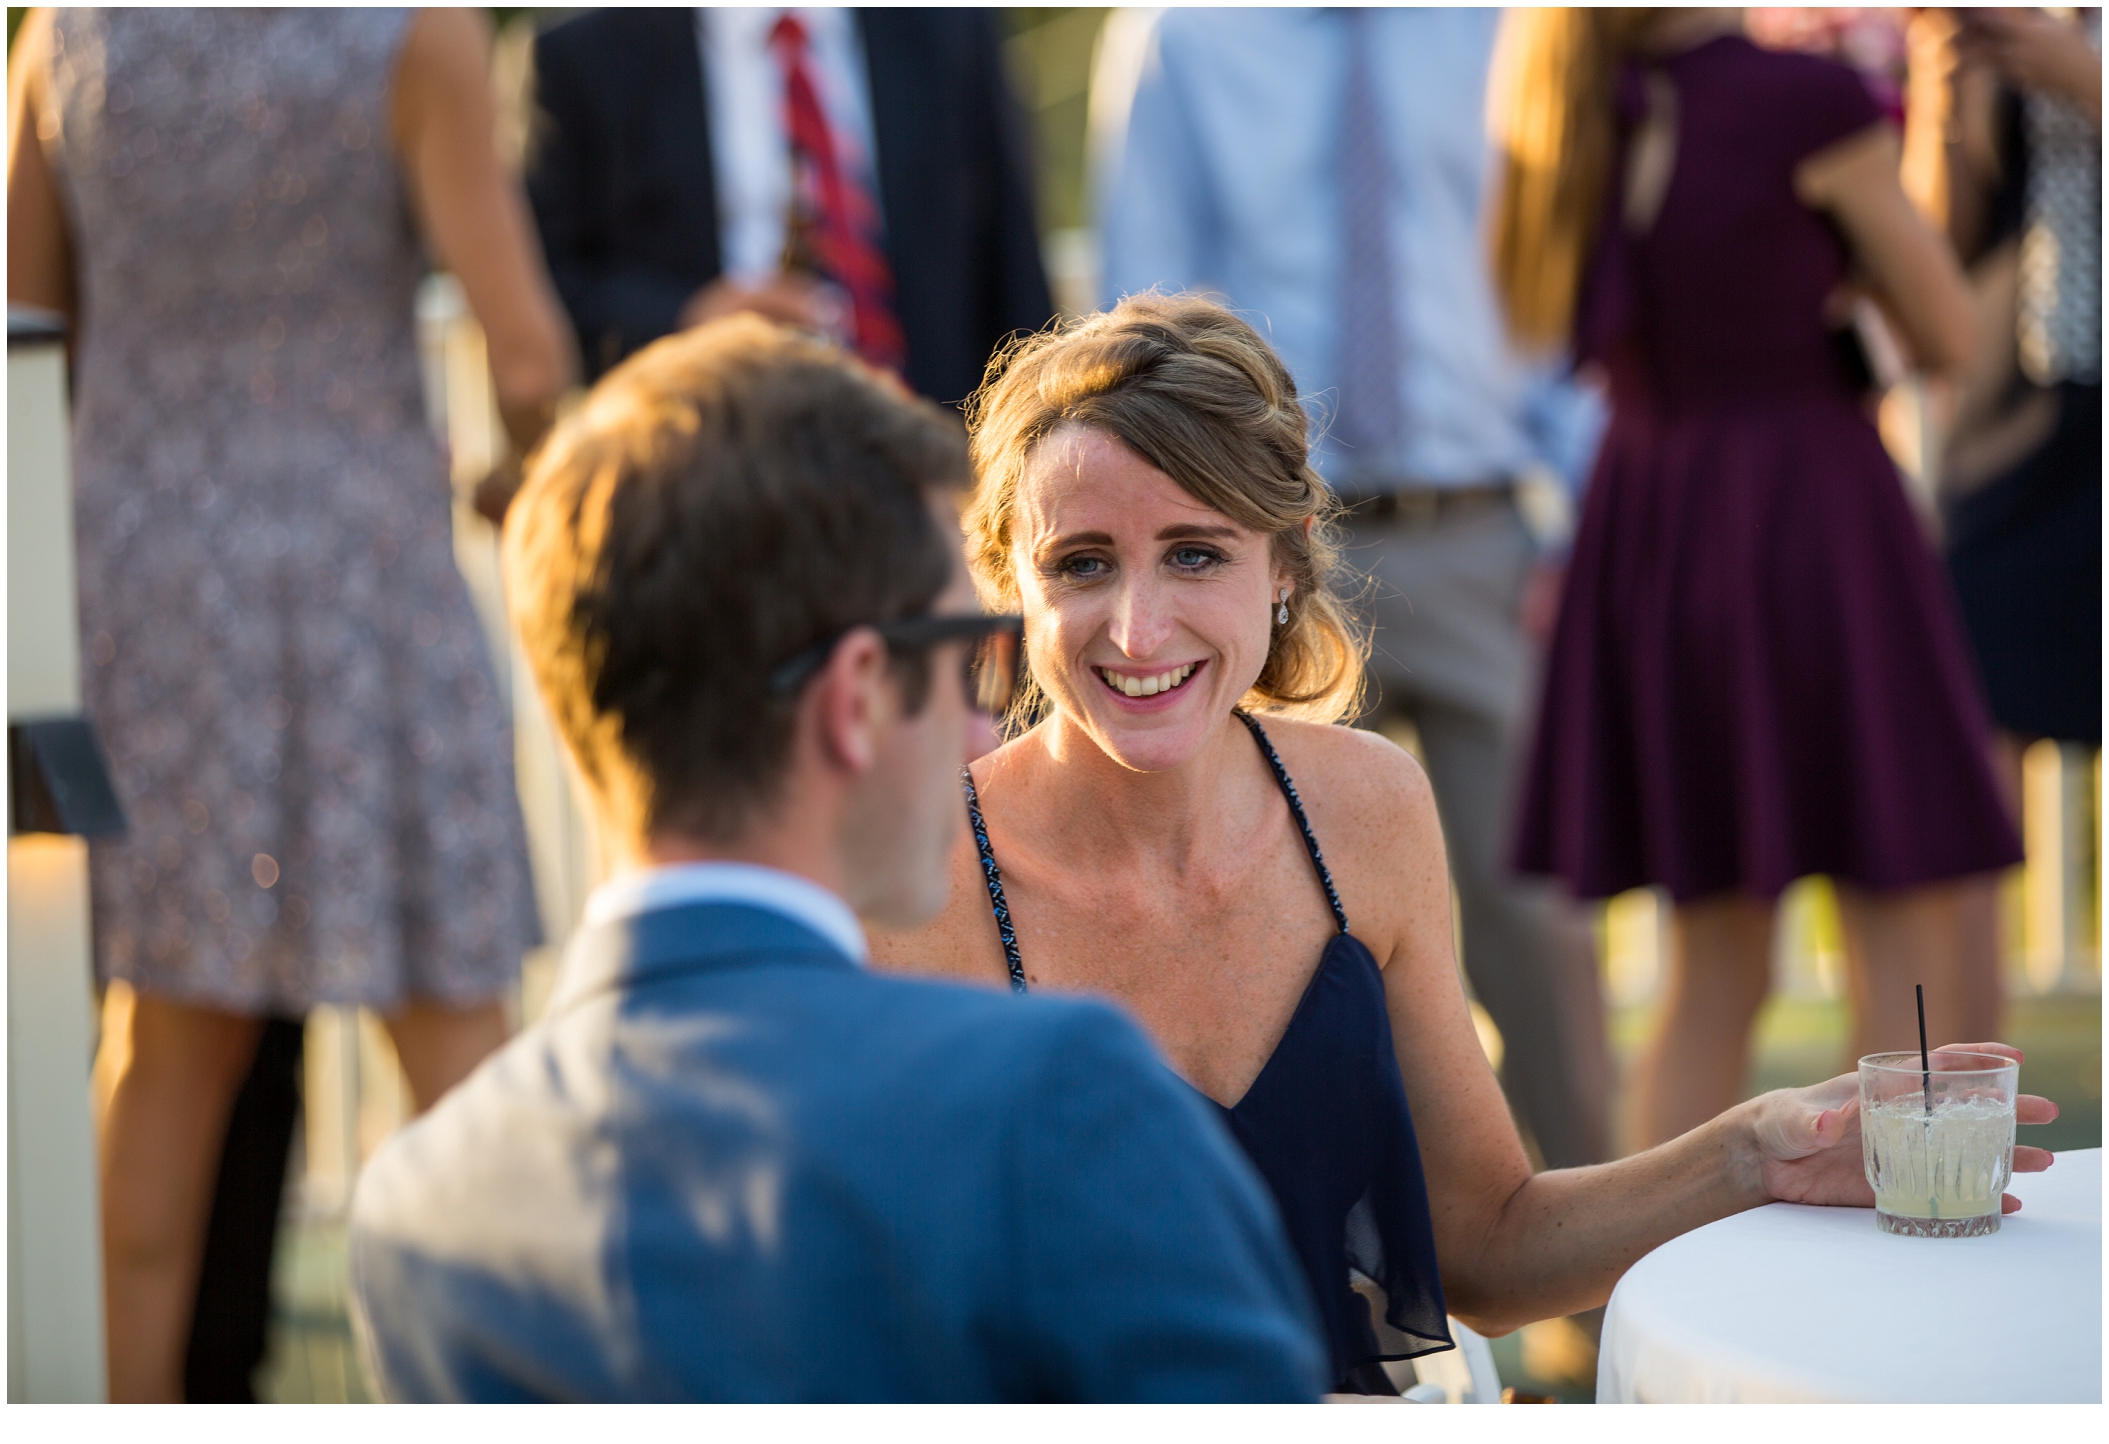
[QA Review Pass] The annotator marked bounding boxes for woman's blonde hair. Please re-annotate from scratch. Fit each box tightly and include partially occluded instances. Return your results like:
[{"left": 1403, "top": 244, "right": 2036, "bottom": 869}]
[
  {"left": 963, "top": 292, "right": 1366, "bottom": 727},
  {"left": 1487, "top": 7, "right": 1665, "bottom": 351}
]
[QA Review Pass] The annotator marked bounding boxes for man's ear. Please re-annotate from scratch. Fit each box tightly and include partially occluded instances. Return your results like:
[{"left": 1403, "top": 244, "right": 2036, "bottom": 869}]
[{"left": 807, "top": 627, "right": 890, "bottom": 775}]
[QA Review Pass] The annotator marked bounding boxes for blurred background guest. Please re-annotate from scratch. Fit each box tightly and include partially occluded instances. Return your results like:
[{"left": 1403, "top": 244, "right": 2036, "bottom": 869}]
[
  {"left": 524, "top": 6, "right": 1053, "bottom": 402},
  {"left": 6, "top": 5, "right": 574, "bottom": 1401},
  {"left": 1492, "top": 8, "right": 2022, "bottom": 1150},
  {"left": 1092, "top": 7, "right": 1613, "bottom": 1174},
  {"left": 1905, "top": 6, "right": 2099, "bottom": 780}
]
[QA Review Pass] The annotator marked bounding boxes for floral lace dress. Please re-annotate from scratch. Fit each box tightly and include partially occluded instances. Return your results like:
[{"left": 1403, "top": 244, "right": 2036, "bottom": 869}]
[{"left": 46, "top": 8, "right": 538, "bottom": 1011}]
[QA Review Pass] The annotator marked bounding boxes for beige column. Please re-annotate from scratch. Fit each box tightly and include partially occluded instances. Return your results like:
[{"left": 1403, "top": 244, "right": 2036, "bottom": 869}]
[{"left": 6, "top": 312, "right": 108, "bottom": 1402}]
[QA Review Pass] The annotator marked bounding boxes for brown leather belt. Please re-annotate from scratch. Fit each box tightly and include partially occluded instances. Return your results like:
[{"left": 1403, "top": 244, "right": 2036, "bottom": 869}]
[{"left": 1344, "top": 480, "right": 1516, "bottom": 529}]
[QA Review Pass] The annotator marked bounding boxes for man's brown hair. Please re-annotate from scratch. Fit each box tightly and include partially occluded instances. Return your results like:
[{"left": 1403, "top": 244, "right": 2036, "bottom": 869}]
[{"left": 504, "top": 316, "right": 967, "bottom": 842}]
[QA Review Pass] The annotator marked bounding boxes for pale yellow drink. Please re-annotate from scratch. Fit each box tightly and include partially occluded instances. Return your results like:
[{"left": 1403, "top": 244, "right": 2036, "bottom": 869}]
[
  {"left": 1859, "top": 1050, "right": 2019, "bottom": 1239},
  {"left": 1860, "top": 1093, "right": 2014, "bottom": 1237}
]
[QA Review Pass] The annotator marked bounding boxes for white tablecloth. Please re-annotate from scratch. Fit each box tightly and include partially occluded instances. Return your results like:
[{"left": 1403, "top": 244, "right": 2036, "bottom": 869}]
[{"left": 1599, "top": 1148, "right": 2101, "bottom": 1403}]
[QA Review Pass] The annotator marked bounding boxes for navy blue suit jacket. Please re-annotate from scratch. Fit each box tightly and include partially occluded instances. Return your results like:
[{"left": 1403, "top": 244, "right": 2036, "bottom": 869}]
[{"left": 348, "top": 904, "right": 1326, "bottom": 1401}]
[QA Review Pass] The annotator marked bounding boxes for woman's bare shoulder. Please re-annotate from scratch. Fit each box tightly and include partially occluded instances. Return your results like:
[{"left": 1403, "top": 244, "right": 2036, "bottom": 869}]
[
  {"left": 1256, "top": 716, "right": 1440, "bottom": 841},
  {"left": 1254, "top": 718, "right": 1450, "bottom": 951}
]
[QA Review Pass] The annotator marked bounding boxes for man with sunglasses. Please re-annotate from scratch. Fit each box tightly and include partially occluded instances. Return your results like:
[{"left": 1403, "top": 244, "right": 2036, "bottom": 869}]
[{"left": 345, "top": 316, "right": 1326, "bottom": 1401}]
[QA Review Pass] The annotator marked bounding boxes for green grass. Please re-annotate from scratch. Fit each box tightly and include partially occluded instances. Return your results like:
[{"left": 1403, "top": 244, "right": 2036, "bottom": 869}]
[{"left": 258, "top": 1218, "right": 372, "bottom": 1404}]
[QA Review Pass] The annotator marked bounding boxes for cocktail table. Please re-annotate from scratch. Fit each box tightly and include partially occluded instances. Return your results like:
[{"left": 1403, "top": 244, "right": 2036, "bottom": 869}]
[{"left": 1598, "top": 1148, "right": 2101, "bottom": 1402}]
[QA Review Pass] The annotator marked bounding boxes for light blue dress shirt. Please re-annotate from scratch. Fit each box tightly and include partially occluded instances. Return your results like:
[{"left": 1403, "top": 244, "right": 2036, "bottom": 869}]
[{"left": 1094, "top": 7, "right": 1604, "bottom": 498}]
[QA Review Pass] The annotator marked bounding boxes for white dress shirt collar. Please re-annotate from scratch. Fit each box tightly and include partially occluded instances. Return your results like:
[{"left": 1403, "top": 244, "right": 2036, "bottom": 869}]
[{"left": 582, "top": 860, "right": 869, "bottom": 965}]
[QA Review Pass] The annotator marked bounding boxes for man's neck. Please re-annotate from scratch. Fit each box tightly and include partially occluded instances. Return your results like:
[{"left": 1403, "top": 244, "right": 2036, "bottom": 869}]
[{"left": 632, "top": 790, "right": 849, "bottom": 904}]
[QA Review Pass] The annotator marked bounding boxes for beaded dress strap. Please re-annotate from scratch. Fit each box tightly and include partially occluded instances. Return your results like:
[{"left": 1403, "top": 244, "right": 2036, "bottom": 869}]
[
  {"left": 961, "top": 766, "right": 1028, "bottom": 993},
  {"left": 1236, "top": 711, "right": 1351, "bottom": 934}
]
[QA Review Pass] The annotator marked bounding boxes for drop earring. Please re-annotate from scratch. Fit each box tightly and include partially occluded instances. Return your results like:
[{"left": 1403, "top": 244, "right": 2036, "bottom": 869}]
[{"left": 1276, "top": 588, "right": 1290, "bottom": 625}]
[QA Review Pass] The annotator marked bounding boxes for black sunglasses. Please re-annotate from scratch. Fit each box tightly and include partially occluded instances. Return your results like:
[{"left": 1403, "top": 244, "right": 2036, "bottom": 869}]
[{"left": 769, "top": 614, "right": 1025, "bottom": 716}]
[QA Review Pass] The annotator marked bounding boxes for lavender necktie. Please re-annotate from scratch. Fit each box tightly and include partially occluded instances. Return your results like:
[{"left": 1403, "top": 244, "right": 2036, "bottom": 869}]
[{"left": 1333, "top": 9, "right": 1405, "bottom": 487}]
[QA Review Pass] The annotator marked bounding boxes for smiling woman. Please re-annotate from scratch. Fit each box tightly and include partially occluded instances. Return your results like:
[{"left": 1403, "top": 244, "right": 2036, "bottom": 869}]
[
  {"left": 868, "top": 291, "right": 2059, "bottom": 1398},
  {"left": 883, "top": 298, "right": 1457, "bottom": 1391},
  {"left": 962, "top": 293, "right": 1366, "bottom": 736}
]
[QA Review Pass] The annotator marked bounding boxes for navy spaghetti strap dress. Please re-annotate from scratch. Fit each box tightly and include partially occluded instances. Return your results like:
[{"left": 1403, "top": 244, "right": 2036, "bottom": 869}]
[{"left": 964, "top": 713, "right": 1452, "bottom": 1392}]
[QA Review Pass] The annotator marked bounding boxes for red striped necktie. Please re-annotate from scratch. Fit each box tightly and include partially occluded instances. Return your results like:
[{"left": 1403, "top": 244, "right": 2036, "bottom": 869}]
[{"left": 767, "top": 13, "right": 907, "bottom": 374}]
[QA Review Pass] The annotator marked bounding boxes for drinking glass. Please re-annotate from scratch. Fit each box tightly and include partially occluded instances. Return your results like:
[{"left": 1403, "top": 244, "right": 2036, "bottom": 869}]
[{"left": 1858, "top": 1050, "right": 2019, "bottom": 1237}]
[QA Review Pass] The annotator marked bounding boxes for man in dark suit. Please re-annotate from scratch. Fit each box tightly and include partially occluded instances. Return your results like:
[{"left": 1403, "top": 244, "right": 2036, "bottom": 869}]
[{"left": 526, "top": 7, "right": 1053, "bottom": 403}]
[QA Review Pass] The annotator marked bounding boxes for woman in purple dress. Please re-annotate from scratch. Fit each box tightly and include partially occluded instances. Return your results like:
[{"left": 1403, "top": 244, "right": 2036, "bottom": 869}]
[{"left": 1491, "top": 9, "right": 2023, "bottom": 1148}]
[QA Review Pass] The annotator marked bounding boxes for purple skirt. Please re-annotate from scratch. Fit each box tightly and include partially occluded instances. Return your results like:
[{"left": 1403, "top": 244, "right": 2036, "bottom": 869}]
[{"left": 1512, "top": 387, "right": 2024, "bottom": 902}]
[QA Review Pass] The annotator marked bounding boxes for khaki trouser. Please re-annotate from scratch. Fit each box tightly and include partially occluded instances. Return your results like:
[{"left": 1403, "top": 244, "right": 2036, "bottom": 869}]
[{"left": 1345, "top": 494, "right": 1612, "bottom": 1169}]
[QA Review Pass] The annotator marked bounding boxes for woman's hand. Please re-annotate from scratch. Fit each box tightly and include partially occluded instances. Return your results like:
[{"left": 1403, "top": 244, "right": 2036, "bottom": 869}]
[{"left": 1742, "top": 1042, "right": 2059, "bottom": 1214}]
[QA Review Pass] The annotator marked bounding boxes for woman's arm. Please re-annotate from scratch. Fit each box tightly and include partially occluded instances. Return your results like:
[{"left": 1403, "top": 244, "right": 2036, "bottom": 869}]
[
  {"left": 390, "top": 9, "right": 576, "bottom": 462},
  {"left": 1437, "top": 1047, "right": 2056, "bottom": 1334},
  {"left": 1353, "top": 742, "right": 2054, "bottom": 1335},
  {"left": 1796, "top": 123, "right": 1977, "bottom": 377},
  {"left": 1340, "top": 741, "right": 1532, "bottom": 1311},
  {"left": 6, "top": 9, "right": 74, "bottom": 318}
]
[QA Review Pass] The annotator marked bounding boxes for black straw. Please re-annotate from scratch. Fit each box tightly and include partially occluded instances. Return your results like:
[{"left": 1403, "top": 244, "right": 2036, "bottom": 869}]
[{"left": 1916, "top": 983, "right": 1932, "bottom": 1117}]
